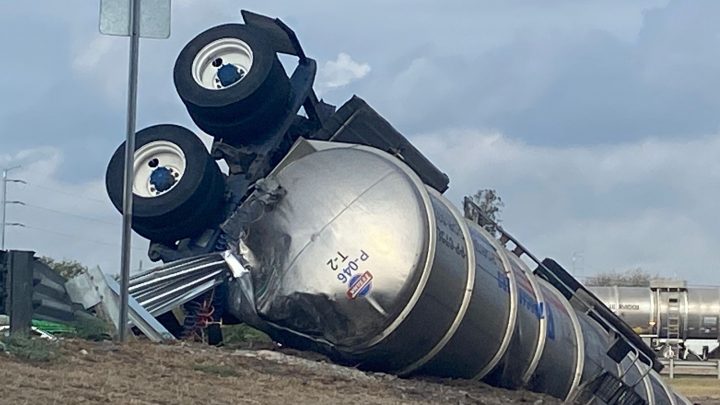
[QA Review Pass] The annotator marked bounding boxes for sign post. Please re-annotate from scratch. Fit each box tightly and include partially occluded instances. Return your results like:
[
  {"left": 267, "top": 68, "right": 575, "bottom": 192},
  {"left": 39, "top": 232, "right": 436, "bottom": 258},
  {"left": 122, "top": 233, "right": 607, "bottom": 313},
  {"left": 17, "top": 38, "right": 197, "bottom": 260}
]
[{"left": 99, "top": 0, "right": 170, "bottom": 342}]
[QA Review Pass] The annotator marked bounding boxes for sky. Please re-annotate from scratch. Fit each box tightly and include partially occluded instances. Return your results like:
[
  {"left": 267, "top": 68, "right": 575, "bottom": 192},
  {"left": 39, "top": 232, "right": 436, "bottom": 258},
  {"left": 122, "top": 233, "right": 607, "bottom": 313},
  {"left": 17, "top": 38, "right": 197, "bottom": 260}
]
[{"left": 1, "top": 0, "right": 719, "bottom": 284}]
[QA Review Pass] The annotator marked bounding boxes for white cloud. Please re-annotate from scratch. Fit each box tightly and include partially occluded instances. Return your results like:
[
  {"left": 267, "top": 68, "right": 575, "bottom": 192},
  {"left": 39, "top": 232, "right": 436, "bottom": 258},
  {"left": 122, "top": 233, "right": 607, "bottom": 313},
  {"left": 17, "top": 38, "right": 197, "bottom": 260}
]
[
  {"left": 412, "top": 130, "right": 720, "bottom": 284},
  {"left": 72, "top": 37, "right": 115, "bottom": 73},
  {"left": 316, "top": 53, "right": 371, "bottom": 94},
  {"left": 70, "top": 35, "right": 130, "bottom": 106}
]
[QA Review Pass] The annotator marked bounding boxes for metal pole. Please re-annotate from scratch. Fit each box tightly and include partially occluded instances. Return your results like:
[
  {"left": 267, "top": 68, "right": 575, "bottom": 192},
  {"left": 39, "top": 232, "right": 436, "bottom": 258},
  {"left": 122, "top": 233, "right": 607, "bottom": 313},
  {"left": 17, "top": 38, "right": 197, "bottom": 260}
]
[{"left": 119, "top": 0, "right": 142, "bottom": 342}]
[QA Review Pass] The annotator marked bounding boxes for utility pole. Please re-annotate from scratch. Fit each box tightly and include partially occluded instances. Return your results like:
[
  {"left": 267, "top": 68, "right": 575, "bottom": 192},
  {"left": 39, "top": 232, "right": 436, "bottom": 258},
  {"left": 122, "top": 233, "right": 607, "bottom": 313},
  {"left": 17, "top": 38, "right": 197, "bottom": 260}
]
[
  {"left": 571, "top": 251, "right": 585, "bottom": 278},
  {"left": 1, "top": 166, "right": 26, "bottom": 250}
]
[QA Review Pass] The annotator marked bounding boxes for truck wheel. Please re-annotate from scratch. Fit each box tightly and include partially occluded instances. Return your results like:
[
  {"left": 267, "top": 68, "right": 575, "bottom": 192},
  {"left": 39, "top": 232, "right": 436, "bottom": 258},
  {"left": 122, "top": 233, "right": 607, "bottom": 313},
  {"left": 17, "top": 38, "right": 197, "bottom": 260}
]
[
  {"left": 174, "top": 24, "right": 291, "bottom": 143},
  {"left": 129, "top": 166, "right": 226, "bottom": 243},
  {"left": 105, "top": 124, "right": 226, "bottom": 243}
]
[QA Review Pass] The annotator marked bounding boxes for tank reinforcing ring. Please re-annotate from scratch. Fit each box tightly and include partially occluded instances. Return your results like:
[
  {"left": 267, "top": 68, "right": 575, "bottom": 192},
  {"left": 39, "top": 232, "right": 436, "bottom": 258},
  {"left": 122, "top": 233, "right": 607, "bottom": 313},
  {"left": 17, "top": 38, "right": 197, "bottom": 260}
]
[
  {"left": 539, "top": 278, "right": 586, "bottom": 402},
  {"left": 615, "top": 353, "right": 654, "bottom": 404},
  {"left": 636, "top": 361, "right": 656, "bottom": 404},
  {"left": 654, "top": 371, "right": 679, "bottom": 405},
  {"left": 192, "top": 37, "right": 254, "bottom": 90},
  {"left": 132, "top": 141, "right": 186, "bottom": 198},
  {"left": 510, "top": 255, "right": 549, "bottom": 386},
  {"left": 471, "top": 223, "right": 519, "bottom": 381},
  {"left": 397, "top": 187, "right": 476, "bottom": 376}
]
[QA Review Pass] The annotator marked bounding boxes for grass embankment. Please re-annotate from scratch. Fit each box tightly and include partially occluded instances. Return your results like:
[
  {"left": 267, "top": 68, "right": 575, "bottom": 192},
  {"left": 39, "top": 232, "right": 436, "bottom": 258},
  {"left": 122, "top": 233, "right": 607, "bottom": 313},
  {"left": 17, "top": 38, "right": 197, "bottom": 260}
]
[
  {"left": 0, "top": 334, "right": 59, "bottom": 362},
  {"left": 0, "top": 316, "right": 112, "bottom": 363},
  {"left": 665, "top": 376, "right": 720, "bottom": 400}
]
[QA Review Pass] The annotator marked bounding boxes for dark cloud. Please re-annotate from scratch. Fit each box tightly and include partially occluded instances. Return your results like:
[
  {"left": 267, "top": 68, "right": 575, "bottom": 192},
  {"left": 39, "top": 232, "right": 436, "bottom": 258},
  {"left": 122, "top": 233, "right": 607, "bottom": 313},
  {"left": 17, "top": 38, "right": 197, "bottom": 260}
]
[
  {"left": 494, "top": 1, "right": 720, "bottom": 145},
  {"left": 1, "top": 0, "right": 677, "bottom": 177},
  {"left": 347, "top": 0, "right": 720, "bottom": 145}
]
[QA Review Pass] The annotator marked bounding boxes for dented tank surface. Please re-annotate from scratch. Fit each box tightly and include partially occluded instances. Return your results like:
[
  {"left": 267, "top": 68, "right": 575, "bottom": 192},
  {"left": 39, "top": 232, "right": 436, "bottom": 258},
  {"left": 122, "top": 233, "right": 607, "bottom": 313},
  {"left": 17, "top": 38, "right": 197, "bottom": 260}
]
[{"left": 229, "top": 141, "right": 692, "bottom": 404}]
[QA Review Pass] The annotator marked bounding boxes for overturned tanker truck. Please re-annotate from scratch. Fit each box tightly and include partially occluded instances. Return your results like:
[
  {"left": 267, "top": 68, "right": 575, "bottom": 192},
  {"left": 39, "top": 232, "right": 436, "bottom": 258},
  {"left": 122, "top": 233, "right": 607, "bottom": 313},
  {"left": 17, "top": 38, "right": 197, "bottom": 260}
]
[{"left": 104, "top": 11, "right": 690, "bottom": 405}]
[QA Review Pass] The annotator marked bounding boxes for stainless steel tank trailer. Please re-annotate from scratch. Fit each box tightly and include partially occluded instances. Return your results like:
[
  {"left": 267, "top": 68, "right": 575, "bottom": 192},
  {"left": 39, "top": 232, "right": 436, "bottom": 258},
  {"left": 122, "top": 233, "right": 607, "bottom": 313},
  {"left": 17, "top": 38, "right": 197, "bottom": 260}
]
[
  {"left": 103, "top": 11, "right": 690, "bottom": 405},
  {"left": 590, "top": 281, "right": 720, "bottom": 360}
]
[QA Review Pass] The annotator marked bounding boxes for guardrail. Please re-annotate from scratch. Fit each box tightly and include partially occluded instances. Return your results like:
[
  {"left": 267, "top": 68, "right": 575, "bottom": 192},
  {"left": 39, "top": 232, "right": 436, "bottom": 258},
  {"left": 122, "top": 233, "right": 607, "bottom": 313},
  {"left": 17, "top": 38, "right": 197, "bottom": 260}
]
[
  {"left": 660, "top": 358, "right": 720, "bottom": 379},
  {"left": 1, "top": 250, "right": 79, "bottom": 336}
]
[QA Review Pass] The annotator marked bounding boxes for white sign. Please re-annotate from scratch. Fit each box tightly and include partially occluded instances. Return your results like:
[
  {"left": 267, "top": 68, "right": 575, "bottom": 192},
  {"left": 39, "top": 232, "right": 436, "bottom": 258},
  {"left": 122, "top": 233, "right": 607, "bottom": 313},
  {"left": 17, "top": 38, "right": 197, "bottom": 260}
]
[{"left": 100, "top": 0, "right": 171, "bottom": 39}]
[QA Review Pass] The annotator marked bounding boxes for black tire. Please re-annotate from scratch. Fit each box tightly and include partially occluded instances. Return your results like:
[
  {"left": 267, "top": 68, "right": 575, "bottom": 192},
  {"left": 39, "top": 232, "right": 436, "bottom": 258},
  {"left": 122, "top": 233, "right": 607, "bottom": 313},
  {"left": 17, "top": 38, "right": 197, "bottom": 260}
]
[
  {"left": 105, "top": 124, "right": 226, "bottom": 243},
  {"left": 174, "top": 24, "right": 291, "bottom": 143}
]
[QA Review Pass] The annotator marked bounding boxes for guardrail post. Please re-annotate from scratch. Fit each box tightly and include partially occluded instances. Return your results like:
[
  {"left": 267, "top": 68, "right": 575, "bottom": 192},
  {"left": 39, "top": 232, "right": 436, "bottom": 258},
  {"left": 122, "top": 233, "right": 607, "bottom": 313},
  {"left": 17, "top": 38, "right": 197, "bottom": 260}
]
[
  {"left": 7, "top": 250, "right": 34, "bottom": 336},
  {"left": 669, "top": 358, "right": 674, "bottom": 379}
]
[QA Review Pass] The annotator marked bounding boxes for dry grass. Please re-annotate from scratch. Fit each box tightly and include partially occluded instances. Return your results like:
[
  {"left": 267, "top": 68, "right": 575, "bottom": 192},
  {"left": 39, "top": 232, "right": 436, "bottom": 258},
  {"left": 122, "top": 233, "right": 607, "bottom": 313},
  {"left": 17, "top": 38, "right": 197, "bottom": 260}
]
[
  {"left": 0, "top": 339, "right": 559, "bottom": 405},
  {"left": 664, "top": 376, "right": 720, "bottom": 401},
  {"left": 0, "top": 335, "right": 59, "bottom": 363}
]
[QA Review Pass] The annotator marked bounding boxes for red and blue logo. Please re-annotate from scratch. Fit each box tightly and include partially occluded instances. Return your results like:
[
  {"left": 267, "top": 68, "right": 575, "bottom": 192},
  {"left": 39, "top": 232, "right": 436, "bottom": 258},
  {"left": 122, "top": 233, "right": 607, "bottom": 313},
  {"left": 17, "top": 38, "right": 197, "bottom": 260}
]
[{"left": 347, "top": 271, "right": 373, "bottom": 299}]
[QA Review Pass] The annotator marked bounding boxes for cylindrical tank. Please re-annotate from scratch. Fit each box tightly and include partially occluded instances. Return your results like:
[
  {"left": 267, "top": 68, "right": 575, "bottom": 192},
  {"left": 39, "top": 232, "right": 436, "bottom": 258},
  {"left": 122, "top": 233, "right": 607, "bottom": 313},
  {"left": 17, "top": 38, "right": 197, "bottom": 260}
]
[
  {"left": 232, "top": 143, "right": 688, "bottom": 404},
  {"left": 685, "top": 287, "right": 720, "bottom": 339},
  {"left": 589, "top": 287, "right": 655, "bottom": 335},
  {"left": 589, "top": 286, "right": 720, "bottom": 341}
]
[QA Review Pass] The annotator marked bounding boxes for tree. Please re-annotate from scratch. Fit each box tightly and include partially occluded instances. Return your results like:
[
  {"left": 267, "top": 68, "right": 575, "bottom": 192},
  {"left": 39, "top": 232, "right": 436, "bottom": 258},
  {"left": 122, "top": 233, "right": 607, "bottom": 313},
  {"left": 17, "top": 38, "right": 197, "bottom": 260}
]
[
  {"left": 466, "top": 188, "right": 505, "bottom": 235},
  {"left": 585, "top": 267, "right": 654, "bottom": 287},
  {"left": 38, "top": 256, "right": 88, "bottom": 280}
]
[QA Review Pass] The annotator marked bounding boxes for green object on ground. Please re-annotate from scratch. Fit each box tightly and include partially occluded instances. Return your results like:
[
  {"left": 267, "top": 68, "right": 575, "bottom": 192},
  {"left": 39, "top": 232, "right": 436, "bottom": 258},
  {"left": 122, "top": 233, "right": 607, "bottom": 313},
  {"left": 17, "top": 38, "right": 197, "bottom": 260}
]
[{"left": 31, "top": 319, "right": 76, "bottom": 335}]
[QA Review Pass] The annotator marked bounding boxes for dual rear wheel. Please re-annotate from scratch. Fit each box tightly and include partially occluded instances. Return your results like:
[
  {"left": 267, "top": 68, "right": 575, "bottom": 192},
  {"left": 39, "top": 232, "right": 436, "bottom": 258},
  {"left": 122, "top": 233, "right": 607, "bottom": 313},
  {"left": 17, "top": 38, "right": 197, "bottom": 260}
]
[
  {"left": 105, "top": 125, "right": 225, "bottom": 243},
  {"left": 174, "top": 23, "right": 291, "bottom": 144},
  {"left": 106, "top": 23, "right": 292, "bottom": 242}
]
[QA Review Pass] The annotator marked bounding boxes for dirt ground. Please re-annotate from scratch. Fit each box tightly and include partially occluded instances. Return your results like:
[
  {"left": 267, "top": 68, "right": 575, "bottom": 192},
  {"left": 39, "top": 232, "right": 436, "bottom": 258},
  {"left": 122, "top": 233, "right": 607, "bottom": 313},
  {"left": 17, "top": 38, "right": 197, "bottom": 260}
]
[
  {"left": 0, "top": 339, "right": 561, "bottom": 405},
  {"left": 665, "top": 376, "right": 720, "bottom": 404}
]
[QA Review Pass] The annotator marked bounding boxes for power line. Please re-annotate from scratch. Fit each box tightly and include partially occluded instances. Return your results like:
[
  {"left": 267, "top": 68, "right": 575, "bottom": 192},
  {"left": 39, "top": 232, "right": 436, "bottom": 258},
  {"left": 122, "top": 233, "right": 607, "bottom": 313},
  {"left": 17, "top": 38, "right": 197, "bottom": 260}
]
[
  {"left": 22, "top": 203, "right": 118, "bottom": 226},
  {"left": 16, "top": 224, "right": 146, "bottom": 252},
  {"left": 23, "top": 182, "right": 109, "bottom": 205}
]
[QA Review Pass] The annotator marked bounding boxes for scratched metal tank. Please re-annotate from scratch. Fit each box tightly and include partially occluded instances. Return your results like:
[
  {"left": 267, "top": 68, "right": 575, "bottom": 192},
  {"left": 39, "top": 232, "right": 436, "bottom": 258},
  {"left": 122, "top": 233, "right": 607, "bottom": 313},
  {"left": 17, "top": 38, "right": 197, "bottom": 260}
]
[{"left": 231, "top": 141, "right": 689, "bottom": 404}]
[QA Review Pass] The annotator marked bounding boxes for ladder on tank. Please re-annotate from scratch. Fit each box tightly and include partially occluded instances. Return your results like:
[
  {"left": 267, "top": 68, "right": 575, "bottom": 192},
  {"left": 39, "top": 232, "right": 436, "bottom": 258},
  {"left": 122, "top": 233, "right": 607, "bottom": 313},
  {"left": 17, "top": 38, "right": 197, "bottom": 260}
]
[
  {"left": 658, "top": 283, "right": 685, "bottom": 358},
  {"left": 666, "top": 295, "right": 681, "bottom": 350},
  {"left": 462, "top": 198, "right": 661, "bottom": 396},
  {"left": 649, "top": 280, "right": 687, "bottom": 359}
]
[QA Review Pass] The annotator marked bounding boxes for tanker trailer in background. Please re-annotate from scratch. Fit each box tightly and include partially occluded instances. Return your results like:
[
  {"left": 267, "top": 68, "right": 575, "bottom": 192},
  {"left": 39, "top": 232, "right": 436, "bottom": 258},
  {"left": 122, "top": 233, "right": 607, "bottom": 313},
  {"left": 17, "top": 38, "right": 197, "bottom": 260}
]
[
  {"left": 589, "top": 281, "right": 720, "bottom": 360},
  {"left": 103, "top": 10, "right": 691, "bottom": 405}
]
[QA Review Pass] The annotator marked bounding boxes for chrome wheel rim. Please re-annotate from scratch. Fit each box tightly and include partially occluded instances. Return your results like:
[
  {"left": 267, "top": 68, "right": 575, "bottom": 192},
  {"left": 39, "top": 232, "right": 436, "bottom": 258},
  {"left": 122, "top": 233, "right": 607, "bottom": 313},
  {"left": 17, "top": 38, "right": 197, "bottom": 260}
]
[
  {"left": 132, "top": 141, "right": 186, "bottom": 197},
  {"left": 192, "top": 37, "right": 254, "bottom": 90}
]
